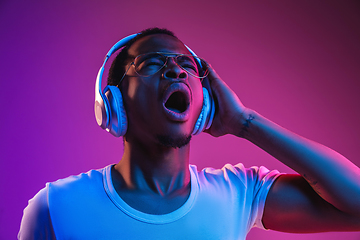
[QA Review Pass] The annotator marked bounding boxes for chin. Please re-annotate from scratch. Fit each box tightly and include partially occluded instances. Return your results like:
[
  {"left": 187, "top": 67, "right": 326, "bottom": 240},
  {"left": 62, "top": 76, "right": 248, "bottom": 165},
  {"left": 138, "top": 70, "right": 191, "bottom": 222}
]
[{"left": 156, "top": 133, "right": 192, "bottom": 149}]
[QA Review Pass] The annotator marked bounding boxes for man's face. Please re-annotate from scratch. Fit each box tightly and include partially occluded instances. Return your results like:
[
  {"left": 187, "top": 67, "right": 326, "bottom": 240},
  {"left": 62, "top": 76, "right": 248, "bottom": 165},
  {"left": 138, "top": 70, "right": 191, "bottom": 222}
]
[{"left": 120, "top": 34, "right": 203, "bottom": 148}]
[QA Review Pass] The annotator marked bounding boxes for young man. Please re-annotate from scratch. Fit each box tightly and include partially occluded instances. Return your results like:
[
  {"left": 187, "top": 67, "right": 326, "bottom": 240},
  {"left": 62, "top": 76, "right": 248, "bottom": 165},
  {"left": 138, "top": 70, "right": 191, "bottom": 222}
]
[{"left": 19, "top": 28, "right": 360, "bottom": 239}]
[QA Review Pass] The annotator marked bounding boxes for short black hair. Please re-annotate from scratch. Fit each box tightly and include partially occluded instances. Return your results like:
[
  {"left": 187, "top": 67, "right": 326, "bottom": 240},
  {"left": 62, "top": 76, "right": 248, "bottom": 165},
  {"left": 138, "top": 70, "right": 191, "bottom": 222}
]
[{"left": 107, "top": 28, "right": 178, "bottom": 86}]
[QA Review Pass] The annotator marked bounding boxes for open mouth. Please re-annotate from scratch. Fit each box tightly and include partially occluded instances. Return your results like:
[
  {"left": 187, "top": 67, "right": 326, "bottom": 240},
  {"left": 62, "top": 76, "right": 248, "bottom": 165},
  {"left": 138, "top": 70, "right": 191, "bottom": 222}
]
[
  {"left": 162, "top": 82, "right": 191, "bottom": 121},
  {"left": 165, "top": 91, "right": 189, "bottom": 113}
]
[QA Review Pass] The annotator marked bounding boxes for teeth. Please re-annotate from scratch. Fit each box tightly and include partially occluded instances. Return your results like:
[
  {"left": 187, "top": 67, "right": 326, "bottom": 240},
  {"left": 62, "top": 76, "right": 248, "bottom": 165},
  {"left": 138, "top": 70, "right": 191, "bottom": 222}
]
[{"left": 168, "top": 107, "right": 182, "bottom": 113}]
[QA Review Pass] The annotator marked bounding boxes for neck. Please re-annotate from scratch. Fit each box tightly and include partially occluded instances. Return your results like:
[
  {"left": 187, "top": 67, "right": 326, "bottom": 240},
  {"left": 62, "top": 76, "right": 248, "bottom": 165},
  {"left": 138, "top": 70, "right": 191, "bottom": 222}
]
[{"left": 114, "top": 138, "right": 191, "bottom": 196}]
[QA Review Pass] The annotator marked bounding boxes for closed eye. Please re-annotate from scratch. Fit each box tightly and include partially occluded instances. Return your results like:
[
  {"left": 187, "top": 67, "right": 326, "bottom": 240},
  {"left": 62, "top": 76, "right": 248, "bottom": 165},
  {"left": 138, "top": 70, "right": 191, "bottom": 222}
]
[
  {"left": 181, "top": 64, "right": 197, "bottom": 73},
  {"left": 176, "top": 56, "right": 198, "bottom": 73},
  {"left": 137, "top": 58, "right": 164, "bottom": 70}
]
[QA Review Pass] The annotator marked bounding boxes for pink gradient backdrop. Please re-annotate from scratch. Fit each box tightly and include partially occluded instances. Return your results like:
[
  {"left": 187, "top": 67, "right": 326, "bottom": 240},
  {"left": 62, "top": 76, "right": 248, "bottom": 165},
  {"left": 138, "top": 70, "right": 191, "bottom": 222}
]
[{"left": 1, "top": 0, "right": 359, "bottom": 239}]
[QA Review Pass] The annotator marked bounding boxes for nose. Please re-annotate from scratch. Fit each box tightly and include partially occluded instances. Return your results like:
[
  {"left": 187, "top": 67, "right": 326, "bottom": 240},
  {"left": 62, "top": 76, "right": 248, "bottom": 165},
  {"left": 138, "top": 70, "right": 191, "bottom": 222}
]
[{"left": 162, "top": 57, "right": 187, "bottom": 80}]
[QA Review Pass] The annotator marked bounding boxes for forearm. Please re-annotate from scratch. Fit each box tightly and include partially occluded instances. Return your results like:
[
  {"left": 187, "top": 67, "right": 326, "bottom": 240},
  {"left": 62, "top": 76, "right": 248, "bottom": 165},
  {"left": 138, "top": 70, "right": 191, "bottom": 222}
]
[{"left": 237, "top": 109, "right": 360, "bottom": 216}]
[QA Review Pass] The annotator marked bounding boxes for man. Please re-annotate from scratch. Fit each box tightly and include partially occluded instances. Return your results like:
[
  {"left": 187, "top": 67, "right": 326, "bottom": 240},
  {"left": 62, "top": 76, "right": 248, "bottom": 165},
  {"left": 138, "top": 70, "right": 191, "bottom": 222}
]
[{"left": 19, "top": 28, "right": 360, "bottom": 239}]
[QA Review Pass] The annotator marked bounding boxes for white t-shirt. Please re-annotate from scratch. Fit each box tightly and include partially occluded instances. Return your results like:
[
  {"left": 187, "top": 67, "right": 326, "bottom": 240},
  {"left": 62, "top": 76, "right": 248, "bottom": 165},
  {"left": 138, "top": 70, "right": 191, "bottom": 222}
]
[{"left": 18, "top": 164, "right": 282, "bottom": 240}]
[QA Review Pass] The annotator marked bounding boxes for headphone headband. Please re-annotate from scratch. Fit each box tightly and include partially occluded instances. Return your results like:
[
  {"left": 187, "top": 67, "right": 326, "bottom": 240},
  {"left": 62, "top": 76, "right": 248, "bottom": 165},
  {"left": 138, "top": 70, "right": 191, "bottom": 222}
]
[{"left": 95, "top": 33, "right": 139, "bottom": 106}]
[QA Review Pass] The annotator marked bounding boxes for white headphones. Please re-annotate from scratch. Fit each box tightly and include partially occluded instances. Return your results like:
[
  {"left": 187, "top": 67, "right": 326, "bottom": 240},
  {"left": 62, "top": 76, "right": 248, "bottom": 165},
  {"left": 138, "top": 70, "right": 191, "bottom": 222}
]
[{"left": 94, "top": 33, "right": 215, "bottom": 137}]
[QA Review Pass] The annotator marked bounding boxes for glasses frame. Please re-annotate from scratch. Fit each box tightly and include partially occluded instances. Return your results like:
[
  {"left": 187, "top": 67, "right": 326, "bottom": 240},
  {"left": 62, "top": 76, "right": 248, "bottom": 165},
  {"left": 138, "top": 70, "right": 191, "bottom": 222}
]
[{"left": 118, "top": 52, "right": 209, "bottom": 86}]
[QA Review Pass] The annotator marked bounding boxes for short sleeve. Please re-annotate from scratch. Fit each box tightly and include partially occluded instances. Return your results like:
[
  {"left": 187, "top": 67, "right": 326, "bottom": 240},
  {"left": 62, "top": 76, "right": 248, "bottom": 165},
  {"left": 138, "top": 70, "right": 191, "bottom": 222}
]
[
  {"left": 18, "top": 184, "right": 56, "bottom": 240},
  {"left": 246, "top": 165, "right": 283, "bottom": 230}
]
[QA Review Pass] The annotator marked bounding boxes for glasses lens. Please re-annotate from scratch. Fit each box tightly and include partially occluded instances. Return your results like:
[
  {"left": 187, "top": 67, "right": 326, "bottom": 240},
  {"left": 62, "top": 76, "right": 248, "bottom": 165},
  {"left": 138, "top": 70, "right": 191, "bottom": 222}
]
[
  {"left": 134, "top": 53, "right": 166, "bottom": 76},
  {"left": 179, "top": 55, "right": 209, "bottom": 79}
]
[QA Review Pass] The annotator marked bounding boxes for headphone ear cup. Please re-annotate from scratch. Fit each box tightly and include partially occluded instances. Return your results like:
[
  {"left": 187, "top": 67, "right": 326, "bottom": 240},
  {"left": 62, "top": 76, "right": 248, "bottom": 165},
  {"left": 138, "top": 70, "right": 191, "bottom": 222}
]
[
  {"left": 103, "top": 85, "right": 128, "bottom": 137},
  {"left": 95, "top": 94, "right": 110, "bottom": 130},
  {"left": 192, "top": 87, "right": 212, "bottom": 135}
]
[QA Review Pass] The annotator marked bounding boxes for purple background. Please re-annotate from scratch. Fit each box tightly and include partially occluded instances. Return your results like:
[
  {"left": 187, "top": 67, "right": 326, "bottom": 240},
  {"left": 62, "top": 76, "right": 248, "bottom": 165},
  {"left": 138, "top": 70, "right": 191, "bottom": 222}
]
[{"left": 1, "top": 0, "right": 360, "bottom": 239}]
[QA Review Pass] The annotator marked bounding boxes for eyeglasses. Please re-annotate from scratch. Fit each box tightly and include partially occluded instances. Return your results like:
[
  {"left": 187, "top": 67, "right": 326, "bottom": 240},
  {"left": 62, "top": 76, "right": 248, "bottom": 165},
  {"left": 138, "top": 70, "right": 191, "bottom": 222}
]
[{"left": 119, "top": 52, "right": 209, "bottom": 84}]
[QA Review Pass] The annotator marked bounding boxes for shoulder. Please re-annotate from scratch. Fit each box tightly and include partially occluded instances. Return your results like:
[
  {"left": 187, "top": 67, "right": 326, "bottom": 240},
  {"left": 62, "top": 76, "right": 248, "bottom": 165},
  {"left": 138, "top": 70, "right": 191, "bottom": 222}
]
[
  {"left": 18, "top": 166, "right": 111, "bottom": 239},
  {"left": 46, "top": 166, "right": 110, "bottom": 208},
  {"left": 18, "top": 185, "right": 55, "bottom": 239},
  {"left": 49, "top": 167, "right": 105, "bottom": 190},
  {"left": 189, "top": 164, "right": 283, "bottom": 230},
  {"left": 192, "top": 163, "right": 281, "bottom": 188}
]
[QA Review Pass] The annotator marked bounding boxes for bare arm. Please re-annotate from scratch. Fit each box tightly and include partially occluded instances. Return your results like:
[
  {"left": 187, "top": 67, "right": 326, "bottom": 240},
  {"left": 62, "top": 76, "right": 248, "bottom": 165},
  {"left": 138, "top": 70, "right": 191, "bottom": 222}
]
[
  {"left": 264, "top": 174, "right": 360, "bottom": 232},
  {"left": 242, "top": 110, "right": 360, "bottom": 232},
  {"left": 205, "top": 66, "right": 360, "bottom": 232}
]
